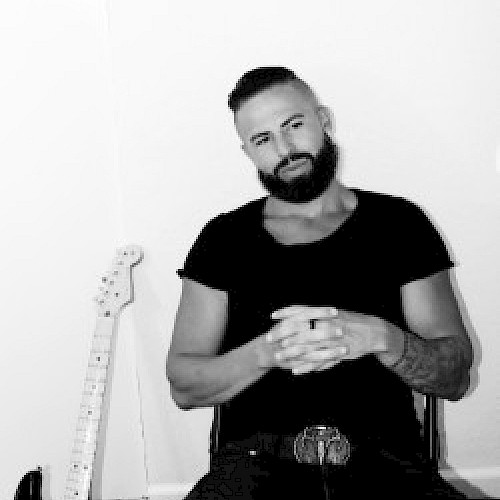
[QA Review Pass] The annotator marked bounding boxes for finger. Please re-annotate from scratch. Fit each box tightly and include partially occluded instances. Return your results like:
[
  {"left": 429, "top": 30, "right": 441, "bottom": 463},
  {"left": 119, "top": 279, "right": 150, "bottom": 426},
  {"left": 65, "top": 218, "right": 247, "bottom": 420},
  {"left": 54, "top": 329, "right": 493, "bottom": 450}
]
[
  {"left": 292, "top": 362, "right": 319, "bottom": 376},
  {"left": 276, "top": 334, "right": 344, "bottom": 361},
  {"left": 271, "top": 305, "right": 338, "bottom": 321},
  {"left": 314, "top": 321, "right": 344, "bottom": 339},
  {"left": 280, "top": 324, "right": 343, "bottom": 347},
  {"left": 280, "top": 328, "right": 328, "bottom": 347},
  {"left": 266, "top": 318, "right": 310, "bottom": 342},
  {"left": 277, "top": 339, "right": 338, "bottom": 362},
  {"left": 301, "top": 345, "right": 349, "bottom": 363},
  {"left": 275, "top": 343, "right": 308, "bottom": 361},
  {"left": 314, "top": 359, "right": 342, "bottom": 371},
  {"left": 276, "top": 358, "right": 309, "bottom": 371}
]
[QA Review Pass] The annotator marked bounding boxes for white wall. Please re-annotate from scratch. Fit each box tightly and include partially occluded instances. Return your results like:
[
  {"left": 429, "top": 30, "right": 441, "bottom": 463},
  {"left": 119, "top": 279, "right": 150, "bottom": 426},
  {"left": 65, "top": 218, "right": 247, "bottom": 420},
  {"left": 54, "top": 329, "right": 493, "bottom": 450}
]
[
  {"left": 1, "top": 1, "right": 499, "bottom": 499},
  {"left": 0, "top": 2, "right": 146, "bottom": 499}
]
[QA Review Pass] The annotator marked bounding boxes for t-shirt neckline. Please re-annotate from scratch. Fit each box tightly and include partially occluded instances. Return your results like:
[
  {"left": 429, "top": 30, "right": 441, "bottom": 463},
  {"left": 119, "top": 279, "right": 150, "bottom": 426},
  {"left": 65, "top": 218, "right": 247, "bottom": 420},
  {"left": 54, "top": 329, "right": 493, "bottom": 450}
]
[{"left": 257, "top": 187, "right": 363, "bottom": 247}]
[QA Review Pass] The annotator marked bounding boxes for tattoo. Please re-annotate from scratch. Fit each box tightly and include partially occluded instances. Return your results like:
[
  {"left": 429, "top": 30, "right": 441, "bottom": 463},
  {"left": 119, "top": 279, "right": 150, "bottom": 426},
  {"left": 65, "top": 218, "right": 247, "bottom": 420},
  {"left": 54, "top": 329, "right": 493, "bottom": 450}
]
[{"left": 389, "top": 332, "right": 472, "bottom": 401}]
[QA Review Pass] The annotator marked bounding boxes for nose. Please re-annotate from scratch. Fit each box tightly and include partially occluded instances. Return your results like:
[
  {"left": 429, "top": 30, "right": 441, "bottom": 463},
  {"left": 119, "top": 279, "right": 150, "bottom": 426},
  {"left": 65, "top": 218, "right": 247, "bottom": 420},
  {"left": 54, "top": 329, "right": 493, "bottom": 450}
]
[{"left": 274, "top": 130, "right": 294, "bottom": 158}]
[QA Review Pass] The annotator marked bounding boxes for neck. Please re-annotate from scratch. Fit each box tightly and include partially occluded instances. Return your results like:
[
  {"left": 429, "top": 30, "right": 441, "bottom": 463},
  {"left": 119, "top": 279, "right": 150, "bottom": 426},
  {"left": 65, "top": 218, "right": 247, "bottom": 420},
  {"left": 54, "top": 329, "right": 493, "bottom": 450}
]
[{"left": 265, "top": 179, "right": 350, "bottom": 218}]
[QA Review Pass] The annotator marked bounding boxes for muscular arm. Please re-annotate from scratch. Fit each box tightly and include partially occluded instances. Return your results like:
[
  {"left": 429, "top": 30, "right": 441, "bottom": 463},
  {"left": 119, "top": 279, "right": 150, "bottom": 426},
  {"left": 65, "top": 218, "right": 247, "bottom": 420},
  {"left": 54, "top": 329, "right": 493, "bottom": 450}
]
[
  {"left": 377, "top": 269, "right": 473, "bottom": 401},
  {"left": 271, "top": 270, "right": 473, "bottom": 401},
  {"left": 166, "top": 278, "right": 274, "bottom": 410}
]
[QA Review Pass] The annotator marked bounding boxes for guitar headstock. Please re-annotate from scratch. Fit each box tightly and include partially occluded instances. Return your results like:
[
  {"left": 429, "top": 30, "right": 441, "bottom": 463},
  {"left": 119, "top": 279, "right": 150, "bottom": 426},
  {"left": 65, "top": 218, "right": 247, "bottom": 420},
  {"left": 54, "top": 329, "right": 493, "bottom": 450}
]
[{"left": 94, "top": 245, "right": 143, "bottom": 317}]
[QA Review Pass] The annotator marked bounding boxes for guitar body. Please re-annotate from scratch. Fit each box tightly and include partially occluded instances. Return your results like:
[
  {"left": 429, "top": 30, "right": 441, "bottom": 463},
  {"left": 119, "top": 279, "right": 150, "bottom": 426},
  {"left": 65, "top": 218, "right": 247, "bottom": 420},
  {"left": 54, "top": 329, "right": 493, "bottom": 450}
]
[
  {"left": 14, "top": 468, "right": 42, "bottom": 500},
  {"left": 14, "top": 246, "right": 143, "bottom": 500}
]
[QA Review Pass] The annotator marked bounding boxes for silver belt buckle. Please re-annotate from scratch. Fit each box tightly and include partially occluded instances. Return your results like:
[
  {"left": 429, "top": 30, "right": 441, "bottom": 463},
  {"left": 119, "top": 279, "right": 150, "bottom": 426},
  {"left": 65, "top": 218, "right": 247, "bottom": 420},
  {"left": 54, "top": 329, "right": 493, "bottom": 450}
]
[{"left": 293, "top": 425, "right": 351, "bottom": 465}]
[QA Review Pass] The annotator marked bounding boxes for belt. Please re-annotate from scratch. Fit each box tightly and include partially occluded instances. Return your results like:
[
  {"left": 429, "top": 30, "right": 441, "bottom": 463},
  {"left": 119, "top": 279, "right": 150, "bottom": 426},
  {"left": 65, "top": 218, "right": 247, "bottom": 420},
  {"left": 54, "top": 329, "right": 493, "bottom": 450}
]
[{"left": 220, "top": 425, "right": 352, "bottom": 466}]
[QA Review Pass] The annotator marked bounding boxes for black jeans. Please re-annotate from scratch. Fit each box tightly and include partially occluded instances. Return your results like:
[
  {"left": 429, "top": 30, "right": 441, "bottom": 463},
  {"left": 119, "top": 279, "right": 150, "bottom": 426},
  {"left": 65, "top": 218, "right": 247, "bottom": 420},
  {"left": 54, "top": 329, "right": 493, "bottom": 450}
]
[{"left": 185, "top": 435, "right": 467, "bottom": 499}]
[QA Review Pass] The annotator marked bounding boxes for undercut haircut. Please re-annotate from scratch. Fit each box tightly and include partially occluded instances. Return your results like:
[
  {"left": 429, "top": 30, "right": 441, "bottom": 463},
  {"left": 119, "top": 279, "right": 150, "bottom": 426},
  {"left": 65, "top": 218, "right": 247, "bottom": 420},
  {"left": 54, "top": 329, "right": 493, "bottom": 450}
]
[{"left": 228, "top": 66, "right": 316, "bottom": 113}]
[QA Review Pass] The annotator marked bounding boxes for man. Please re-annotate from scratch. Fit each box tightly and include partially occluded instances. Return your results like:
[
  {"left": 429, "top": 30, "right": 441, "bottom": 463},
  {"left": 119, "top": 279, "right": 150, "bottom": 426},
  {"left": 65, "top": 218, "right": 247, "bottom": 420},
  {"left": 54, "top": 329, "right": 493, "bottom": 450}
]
[{"left": 167, "top": 67, "right": 473, "bottom": 499}]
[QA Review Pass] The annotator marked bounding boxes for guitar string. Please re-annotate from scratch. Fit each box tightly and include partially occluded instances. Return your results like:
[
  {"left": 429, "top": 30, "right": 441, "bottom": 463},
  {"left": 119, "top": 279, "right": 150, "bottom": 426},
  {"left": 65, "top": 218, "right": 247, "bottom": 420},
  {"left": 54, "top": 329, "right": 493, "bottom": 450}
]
[{"left": 132, "top": 311, "right": 151, "bottom": 494}]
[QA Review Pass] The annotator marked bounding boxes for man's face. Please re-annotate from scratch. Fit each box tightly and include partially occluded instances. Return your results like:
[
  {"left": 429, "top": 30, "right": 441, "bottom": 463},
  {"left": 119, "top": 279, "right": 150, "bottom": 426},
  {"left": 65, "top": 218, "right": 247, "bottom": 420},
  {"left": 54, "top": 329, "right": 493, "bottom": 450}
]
[{"left": 235, "top": 82, "right": 337, "bottom": 203}]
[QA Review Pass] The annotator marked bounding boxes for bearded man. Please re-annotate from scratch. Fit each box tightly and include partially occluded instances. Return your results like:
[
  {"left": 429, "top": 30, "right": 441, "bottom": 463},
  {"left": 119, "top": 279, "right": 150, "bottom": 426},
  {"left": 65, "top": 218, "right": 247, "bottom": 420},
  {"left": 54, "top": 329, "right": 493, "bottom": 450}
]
[{"left": 166, "top": 67, "right": 473, "bottom": 499}]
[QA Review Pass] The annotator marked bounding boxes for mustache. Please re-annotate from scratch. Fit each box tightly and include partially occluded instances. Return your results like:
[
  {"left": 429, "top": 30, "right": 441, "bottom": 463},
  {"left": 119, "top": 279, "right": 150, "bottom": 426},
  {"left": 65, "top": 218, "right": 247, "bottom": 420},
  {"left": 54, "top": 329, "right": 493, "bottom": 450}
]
[{"left": 274, "top": 152, "right": 314, "bottom": 176}]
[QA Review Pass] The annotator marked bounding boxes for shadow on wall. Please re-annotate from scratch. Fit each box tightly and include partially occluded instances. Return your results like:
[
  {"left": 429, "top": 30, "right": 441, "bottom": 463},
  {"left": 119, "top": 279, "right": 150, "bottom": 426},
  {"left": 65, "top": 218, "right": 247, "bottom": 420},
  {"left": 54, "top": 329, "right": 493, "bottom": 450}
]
[{"left": 420, "top": 209, "right": 490, "bottom": 499}]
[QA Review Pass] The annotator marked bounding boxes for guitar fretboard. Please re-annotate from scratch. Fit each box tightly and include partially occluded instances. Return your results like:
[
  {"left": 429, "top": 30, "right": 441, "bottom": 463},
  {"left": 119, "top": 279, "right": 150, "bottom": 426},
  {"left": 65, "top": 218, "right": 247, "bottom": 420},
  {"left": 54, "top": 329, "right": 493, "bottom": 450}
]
[
  {"left": 63, "top": 245, "right": 141, "bottom": 500},
  {"left": 64, "top": 316, "right": 115, "bottom": 500}
]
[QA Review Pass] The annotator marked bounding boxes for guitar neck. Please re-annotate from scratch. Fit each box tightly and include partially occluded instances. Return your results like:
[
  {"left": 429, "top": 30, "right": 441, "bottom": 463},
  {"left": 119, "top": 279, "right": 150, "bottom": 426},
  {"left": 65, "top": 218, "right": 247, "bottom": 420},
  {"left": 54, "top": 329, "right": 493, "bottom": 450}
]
[
  {"left": 64, "top": 316, "right": 116, "bottom": 500},
  {"left": 62, "top": 245, "right": 142, "bottom": 500}
]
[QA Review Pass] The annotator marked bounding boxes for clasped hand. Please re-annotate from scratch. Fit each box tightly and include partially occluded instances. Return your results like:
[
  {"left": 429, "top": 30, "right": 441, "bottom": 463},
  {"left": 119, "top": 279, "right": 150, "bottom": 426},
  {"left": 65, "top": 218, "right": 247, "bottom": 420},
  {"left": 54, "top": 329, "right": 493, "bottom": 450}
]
[{"left": 265, "top": 305, "right": 389, "bottom": 375}]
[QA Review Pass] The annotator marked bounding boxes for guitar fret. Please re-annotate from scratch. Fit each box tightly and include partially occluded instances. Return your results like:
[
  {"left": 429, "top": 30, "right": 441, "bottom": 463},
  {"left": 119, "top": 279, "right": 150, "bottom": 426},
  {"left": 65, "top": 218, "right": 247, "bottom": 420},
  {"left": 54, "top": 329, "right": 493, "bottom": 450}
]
[
  {"left": 71, "top": 446, "right": 97, "bottom": 457},
  {"left": 86, "top": 365, "right": 108, "bottom": 373},
  {"left": 81, "top": 399, "right": 104, "bottom": 408},
  {"left": 82, "top": 378, "right": 105, "bottom": 389},
  {"left": 67, "top": 467, "right": 92, "bottom": 479},
  {"left": 70, "top": 448, "right": 96, "bottom": 456},
  {"left": 69, "top": 459, "right": 93, "bottom": 472},
  {"left": 90, "top": 339, "right": 112, "bottom": 351},
  {"left": 84, "top": 374, "right": 107, "bottom": 383},
  {"left": 78, "top": 412, "right": 101, "bottom": 422},
  {"left": 85, "top": 367, "right": 108, "bottom": 381},
  {"left": 64, "top": 484, "right": 91, "bottom": 499},
  {"left": 75, "top": 420, "right": 99, "bottom": 432},
  {"left": 82, "top": 389, "right": 105, "bottom": 397},
  {"left": 72, "top": 446, "right": 96, "bottom": 457},
  {"left": 79, "top": 402, "right": 103, "bottom": 410},
  {"left": 82, "top": 382, "right": 106, "bottom": 391},
  {"left": 74, "top": 433, "right": 98, "bottom": 445},
  {"left": 88, "top": 351, "right": 111, "bottom": 366},
  {"left": 66, "top": 472, "right": 92, "bottom": 484},
  {"left": 81, "top": 388, "right": 104, "bottom": 397}
]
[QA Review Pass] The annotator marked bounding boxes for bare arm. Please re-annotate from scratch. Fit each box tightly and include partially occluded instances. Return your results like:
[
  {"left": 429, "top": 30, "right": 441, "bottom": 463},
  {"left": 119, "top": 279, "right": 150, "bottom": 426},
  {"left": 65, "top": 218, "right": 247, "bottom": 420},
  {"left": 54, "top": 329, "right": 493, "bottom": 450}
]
[
  {"left": 166, "top": 278, "right": 276, "bottom": 410},
  {"left": 269, "top": 270, "right": 473, "bottom": 401},
  {"left": 377, "top": 269, "right": 473, "bottom": 401}
]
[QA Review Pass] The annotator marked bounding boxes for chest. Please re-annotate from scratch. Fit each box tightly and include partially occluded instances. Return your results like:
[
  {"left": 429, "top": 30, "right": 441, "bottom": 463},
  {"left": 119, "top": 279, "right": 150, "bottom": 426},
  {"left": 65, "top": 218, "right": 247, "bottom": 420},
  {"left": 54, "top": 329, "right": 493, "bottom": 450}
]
[{"left": 263, "top": 211, "right": 354, "bottom": 245}]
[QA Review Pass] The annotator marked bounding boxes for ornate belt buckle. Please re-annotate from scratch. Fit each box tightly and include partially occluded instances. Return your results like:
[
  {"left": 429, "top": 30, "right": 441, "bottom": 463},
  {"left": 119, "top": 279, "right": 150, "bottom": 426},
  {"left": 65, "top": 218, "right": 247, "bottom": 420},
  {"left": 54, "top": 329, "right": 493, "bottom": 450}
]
[{"left": 293, "top": 425, "right": 351, "bottom": 465}]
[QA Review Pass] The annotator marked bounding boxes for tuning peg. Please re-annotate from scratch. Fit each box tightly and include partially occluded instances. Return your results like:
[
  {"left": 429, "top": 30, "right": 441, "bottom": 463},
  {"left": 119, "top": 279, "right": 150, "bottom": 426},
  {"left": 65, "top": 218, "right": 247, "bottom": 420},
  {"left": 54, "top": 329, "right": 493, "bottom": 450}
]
[
  {"left": 110, "top": 267, "right": 121, "bottom": 277},
  {"left": 93, "top": 295, "right": 105, "bottom": 306},
  {"left": 116, "top": 245, "right": 143, "bottom": 266},
  {"left": 101, "top": 275, "right": 115, "bottom": 286}
]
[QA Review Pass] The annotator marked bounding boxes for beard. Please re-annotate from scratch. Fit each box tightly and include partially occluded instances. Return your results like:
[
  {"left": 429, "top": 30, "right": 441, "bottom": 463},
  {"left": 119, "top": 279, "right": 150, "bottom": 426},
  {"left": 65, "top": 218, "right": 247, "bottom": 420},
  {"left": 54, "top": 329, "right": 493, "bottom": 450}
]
[{"left": 257, "top": 134, "right": 338, "bottom": 203}]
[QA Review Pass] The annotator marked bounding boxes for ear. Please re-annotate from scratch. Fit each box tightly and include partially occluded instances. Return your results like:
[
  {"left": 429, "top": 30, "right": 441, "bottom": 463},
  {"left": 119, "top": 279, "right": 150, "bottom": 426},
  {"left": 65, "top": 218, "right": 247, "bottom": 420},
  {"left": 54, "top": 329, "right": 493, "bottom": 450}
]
[{"left": 316, "top": 106, "right": 335, "bottom": 136}]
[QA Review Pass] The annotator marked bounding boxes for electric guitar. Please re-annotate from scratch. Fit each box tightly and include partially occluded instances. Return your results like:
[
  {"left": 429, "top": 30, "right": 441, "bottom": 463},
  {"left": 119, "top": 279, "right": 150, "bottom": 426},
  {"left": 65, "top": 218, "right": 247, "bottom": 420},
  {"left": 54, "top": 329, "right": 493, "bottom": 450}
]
[{"left": 15, "top": 245, "right": 143, "bottom": 500}]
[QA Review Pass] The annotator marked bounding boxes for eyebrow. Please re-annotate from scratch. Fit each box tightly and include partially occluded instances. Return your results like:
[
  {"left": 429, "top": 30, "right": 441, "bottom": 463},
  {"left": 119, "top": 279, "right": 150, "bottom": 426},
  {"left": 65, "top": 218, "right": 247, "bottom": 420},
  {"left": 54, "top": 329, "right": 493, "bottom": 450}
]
[
  {"left": 249, "top": 113, "right": 305, "bottom": 143},
  {"left": 281, "top": 113, "right": 304, "bottom": 128}
]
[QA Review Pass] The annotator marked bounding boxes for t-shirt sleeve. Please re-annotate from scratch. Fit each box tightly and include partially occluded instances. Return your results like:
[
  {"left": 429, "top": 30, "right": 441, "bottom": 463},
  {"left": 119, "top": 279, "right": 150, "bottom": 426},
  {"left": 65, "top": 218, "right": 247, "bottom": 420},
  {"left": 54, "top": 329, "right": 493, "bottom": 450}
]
[
  {"left": 394, "top": 199, "right": 455, "bottom": 285},
  {"left": 176, "top": 214, "right": 230, "bottom": 291}
]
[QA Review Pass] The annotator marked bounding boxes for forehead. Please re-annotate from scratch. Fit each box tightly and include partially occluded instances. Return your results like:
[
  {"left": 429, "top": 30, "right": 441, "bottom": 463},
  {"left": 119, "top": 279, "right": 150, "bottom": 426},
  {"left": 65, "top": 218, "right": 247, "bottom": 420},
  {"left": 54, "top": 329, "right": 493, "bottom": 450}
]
[{"left": 234, "top": 82, "right": 317, "bottom": 139}]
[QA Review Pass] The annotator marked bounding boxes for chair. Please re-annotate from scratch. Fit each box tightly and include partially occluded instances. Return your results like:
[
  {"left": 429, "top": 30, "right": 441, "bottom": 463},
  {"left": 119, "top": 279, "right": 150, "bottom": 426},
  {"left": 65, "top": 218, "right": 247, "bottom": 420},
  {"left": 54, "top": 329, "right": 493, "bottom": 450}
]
[
  {"left": 423, "top": 394, "right": 440, "bottom": 471},
  {"left": 209, "top": 394, "right": 440, "bottom": 470}
]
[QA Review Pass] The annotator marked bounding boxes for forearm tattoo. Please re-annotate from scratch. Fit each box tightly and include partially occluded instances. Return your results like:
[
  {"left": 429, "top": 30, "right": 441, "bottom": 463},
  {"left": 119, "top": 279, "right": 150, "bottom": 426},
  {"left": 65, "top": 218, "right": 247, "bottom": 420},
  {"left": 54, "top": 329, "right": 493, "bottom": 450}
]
[{"left": 388, "top": 331, "right": 472, "bottom": 400}]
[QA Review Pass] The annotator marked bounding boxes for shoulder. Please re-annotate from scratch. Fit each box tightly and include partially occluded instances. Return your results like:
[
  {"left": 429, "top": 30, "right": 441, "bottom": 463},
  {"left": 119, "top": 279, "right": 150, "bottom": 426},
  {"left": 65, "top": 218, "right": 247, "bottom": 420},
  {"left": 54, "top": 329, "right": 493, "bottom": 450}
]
[
  {"left": 194, "top": 197, "right": 266, "bottom": 245},
  {"left": 352, "top": 187, "right": 429, "bottom": 223},
  {"left": 205, "top": 197, "right": 266, "bottom": 230},
  {"left": 221, "top": 196, "right": 266, "bottom": 221},
  {"left": 352, "top": 187, "right": 418, "bottom": 211}
]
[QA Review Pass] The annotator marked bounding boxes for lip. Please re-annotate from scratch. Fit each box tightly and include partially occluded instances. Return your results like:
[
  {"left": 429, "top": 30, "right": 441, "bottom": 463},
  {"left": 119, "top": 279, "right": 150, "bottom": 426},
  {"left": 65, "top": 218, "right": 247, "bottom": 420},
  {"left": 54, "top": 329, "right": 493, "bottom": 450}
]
[{"left": 280, "top": 159, "right": 309, "bottom": 176}]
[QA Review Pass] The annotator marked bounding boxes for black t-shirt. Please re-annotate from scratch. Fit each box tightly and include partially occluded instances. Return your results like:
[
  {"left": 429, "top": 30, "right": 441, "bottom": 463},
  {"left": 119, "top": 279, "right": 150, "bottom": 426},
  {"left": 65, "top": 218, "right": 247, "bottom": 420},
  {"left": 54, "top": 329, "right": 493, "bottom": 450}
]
[{"left": 177, "top": 188, "right": 454, "bottom": 456}]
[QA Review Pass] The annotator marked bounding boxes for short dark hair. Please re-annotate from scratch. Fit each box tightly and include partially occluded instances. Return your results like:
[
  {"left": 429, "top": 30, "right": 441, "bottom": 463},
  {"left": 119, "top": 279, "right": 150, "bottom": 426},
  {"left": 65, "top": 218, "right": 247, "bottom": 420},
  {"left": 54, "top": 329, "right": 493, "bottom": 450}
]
[{"left": 228, "top": 66, "right": 310, "bottom": 113}]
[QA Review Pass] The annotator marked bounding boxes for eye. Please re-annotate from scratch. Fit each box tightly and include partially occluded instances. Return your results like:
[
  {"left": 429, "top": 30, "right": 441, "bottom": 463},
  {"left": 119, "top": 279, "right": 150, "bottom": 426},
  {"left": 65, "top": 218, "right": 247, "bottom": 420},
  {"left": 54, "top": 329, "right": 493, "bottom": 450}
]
[
  {"left": 254, "top": 136, "right": 270, "bottom": 146},
  {"left": 290, "top": 120, "right": 304, "bottom": 129}
]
